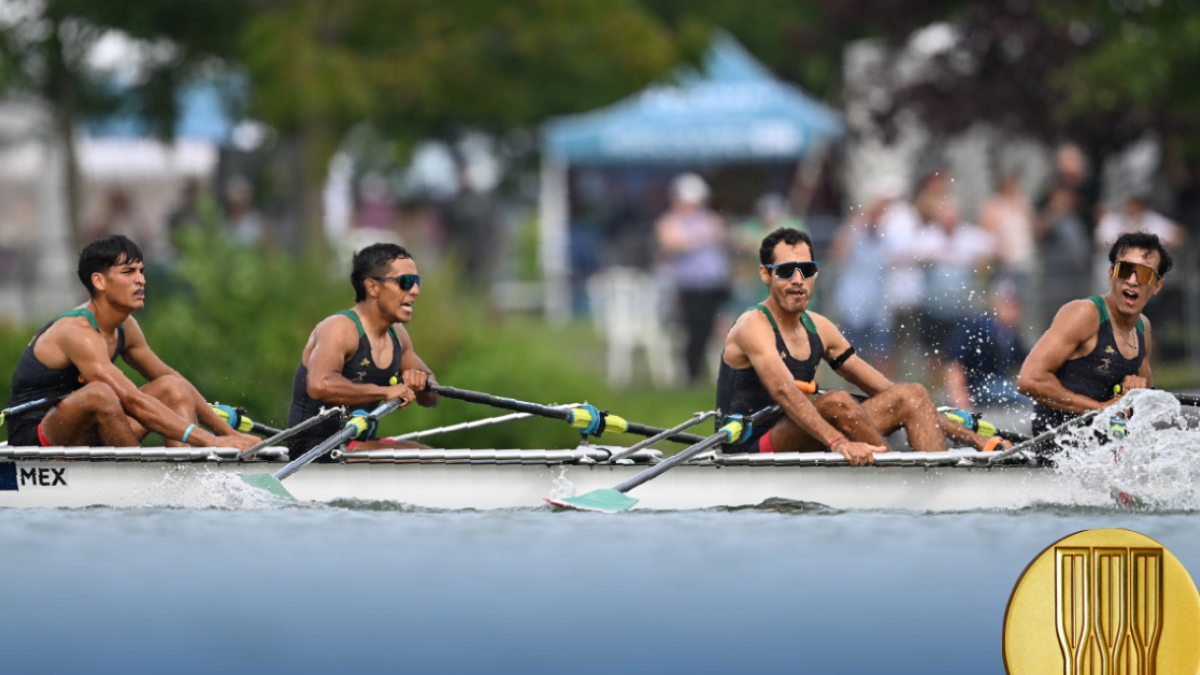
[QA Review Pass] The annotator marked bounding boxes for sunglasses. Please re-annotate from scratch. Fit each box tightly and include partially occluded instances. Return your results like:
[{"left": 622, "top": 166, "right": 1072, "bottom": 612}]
[
  {"left": 1110, "top": 261, "right": 1159, "bottom": 286},
  {"left": 371, "top": 274, "right": 422, "bottom": 291},
  {"left": 764, "top": 261, "right": 819, "bottom": 280}
]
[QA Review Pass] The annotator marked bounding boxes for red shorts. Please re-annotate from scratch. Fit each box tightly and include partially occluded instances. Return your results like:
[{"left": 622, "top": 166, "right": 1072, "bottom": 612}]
[{"left": 37, "top": 420, "right": 51, "bottom": 447}]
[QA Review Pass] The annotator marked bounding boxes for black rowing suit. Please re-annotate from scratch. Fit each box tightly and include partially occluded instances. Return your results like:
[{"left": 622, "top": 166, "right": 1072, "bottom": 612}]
[
  {"left": 7, "top": 308, "right": 126, "bottom": 447},
  {"left": 287, "top": 309, "right": 401, "bottom": 457},
  {"left": 1032, "top": 296, "right": 1144, "bottom": 435},
  {"left": 716, "top": 304, "right": 822, "bottom": 453}
]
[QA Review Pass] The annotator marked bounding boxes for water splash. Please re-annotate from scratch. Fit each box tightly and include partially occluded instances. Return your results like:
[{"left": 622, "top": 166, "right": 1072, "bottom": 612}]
[
  {"left": 1052, "top": 389, "right": 1200, "bottom": 510},
  {"left": 182, "top": 471, "right": 286, "bottom": 510},
  {"left": 546, "top": 465, "right": 575, "bottom": 500}
]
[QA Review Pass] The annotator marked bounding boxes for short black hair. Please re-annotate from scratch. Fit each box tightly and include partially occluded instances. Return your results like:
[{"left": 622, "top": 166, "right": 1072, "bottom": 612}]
[
  {"left": 351, "top": 243, "right": 413, "bottom": 302},
  {"left": 78, "top": 235, "right": 144, "bottom": 297},
  {"left": 1108, "top": 231, "right": 1173, "bottom": 278},
  {"left": 759, "top": 227, "right": 815, "bottom": 265}
]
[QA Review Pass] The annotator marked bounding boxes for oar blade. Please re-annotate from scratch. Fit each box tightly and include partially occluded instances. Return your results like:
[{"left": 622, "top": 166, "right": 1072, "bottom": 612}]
[
  {"left": 545, "top": 489, "right": 639, "bottom": 514},
  {"left": 239, "top": 472, "right": 296, "bottom": 502}
]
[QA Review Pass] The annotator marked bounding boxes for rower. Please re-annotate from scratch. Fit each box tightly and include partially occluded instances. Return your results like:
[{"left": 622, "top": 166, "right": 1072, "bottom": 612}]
[
  {"left": 716, "top": 227, "right": 1010, "bottom": 464},
  {"left": 286, "top": 243, "right": 440, "bottom": 457},
  {"left": 5, "top": 236, "right": 259, "bottom": 451},
  {"left": 1017, "top": 231, "right": 1171, "bottom": 435}
]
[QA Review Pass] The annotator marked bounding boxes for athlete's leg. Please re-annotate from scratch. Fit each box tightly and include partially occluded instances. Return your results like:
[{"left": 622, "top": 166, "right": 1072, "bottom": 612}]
[
  {"left": 134, "top": 375, "right": 196, "bottom": 446},
  {"left": 861, "top": 382, "right": 946, "bottom": 453},
  {"left": 765, "top": 390, "right": 892, "bottom": 453},
  {"left": 39, "top": 383, "right": 140, "bottom": 447}
]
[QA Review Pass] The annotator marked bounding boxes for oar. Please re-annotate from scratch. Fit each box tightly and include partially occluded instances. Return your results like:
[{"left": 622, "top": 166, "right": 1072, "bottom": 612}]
[
  {"left": 236, "top": 406, "right": 345, "bottom": 460},
  {"left": 546, "top": 404, "right": 783, "bottom": 513},
  {"left": 211, "top": 404, "right": 284, "bottom": 436},
  {"left": 985, "top": 408, "right": 1105, "bottom": 464},
  {"left": 381, "top": 404, "right": 585, "bottom": 443},
  {"left": 0, "top": 396, "right": 63, "bottom": 427},
  {"left": 240, "top": 398, "right": 405, "bottom": 500},
  {"left": 428, "top": 385, "right": 708, "bottom": 445}
]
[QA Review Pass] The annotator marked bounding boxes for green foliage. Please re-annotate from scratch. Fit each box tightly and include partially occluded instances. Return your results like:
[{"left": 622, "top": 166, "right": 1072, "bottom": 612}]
[{"left": 0, "top": 230, "right": 718, "bottom": 450}]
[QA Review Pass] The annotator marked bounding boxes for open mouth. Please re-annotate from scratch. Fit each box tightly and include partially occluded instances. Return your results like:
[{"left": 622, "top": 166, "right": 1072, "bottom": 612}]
[{"left": 1122, "top": 289, "right": 1138, "bottom": 302}]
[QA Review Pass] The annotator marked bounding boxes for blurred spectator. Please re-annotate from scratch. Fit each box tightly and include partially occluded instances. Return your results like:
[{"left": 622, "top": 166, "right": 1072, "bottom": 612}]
[
  {"left": 356, "top": 172, "right": 399, "bottom": 232},
  {"left": 945, "top": 280, "right": 1031, "bottom": 409},
  {"left": 979, "top": 172, "right": 1035, "bottom": 308},
  {"left": 655, "top": 173, "right": 730, "bottom": 385},
  {"left": 912, "top": 200, "right": 996, "bottom": 374},
  {"left": 879, "top": 170, "right": 936, "bottom": 379},
  {"left": 830, "top": 177, "right": 897, "bottom": 376},
  {"left": 444, "top": 163, "right": 499, "bottom": 290},
  {"left": 87, "top": 187, "right": 150, "bottom": 244},
  {"left": 730, "top": 193, "right": 805, "bottom": 311},
  {"left": 1094, "top": 192, "right": 1185, "bottom": 250},
  {"left": 1035, "top": 144, "right": 1095, "bottom": 329},
  {"left": 224, "top": 176, "right": 266, "bottom": 248}
]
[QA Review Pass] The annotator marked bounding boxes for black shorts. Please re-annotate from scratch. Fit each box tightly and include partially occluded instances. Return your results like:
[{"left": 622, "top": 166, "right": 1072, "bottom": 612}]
[{"left": 7, "top": 417, "right": 47, "bottom": 447}]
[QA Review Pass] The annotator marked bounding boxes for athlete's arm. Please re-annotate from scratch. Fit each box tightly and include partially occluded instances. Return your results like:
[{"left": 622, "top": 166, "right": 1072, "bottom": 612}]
[
  {"left": 56, "top": 321, "right": 226, "bottom": 447},
  {"left": 118, "top": 318, "right": 248, "bottom": 441},
  {"left": 394, "top": 324, "right": 440, "bottom": 407},
  {"left": 809, "top": 313, "right": 893, "bottom": 396},
  {"left": 305, "top": 316, "right": 415, "bottom": 406},
  {"left": 1017, "top": 300, "right": 1107, "bottom": 413}
]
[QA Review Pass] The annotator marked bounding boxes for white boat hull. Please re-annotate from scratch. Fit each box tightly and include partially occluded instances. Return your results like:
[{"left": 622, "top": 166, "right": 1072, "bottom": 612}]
[{"left": 0, "top": 449, "right": 1123, "bottom": 511}]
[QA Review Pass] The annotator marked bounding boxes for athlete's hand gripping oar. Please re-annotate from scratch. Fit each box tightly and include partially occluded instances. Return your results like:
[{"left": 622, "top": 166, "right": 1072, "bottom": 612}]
[
  {"left": 239, "top": 398, "right": 406, "bottom": 500},
  {"left": 236, "top": 406, "right": 345, "bottom": 460},
  {"left": 211, "top": 404, "right": 284, "bottom": 437},
  {"left": 545, "top": 404, "right": 784, "bottom": 514},
  {"left": 428, "top": 385, "right": 708, "bottom": 445}
]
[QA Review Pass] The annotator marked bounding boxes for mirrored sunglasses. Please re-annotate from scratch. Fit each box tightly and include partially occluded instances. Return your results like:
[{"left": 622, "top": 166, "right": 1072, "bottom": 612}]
[
  {"left": 372, "top": 274, "right": 422, "bottom": 291},
  {"left": 1110, "top": 261, "right": 1159, "bottom": 286},
  {"left": 765, "top": 261, "right": 819, "bottom": 280}
]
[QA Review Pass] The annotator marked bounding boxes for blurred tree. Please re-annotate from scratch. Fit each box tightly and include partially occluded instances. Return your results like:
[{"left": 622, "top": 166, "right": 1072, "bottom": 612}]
[
  {"left": 238, "top": 0, "right": 679, "bottom": 253},
  {"left": 0, "top": 0, "right": 249, "bottom": 248}
]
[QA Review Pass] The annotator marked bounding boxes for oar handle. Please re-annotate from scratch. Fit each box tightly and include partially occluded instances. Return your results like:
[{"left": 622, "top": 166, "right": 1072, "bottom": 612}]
[
  {"left": 1, "top": 396, "right": 63, "bottom": 426},
  {"left": 272, "top": 398, "right": 405, "bottom": 481},
  {"left": 430, "top": 385, "right": 573, "bottom": 422}
]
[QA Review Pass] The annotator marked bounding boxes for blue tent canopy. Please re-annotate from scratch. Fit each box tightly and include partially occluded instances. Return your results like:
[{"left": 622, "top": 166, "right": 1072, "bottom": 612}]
[{"left": 543, "top": 33, "right": 844, "bottom": 165}]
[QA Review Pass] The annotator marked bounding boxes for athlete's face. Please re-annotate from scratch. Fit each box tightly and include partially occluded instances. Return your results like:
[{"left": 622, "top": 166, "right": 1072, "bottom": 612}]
[
  {"left": 93, "top": 256, "right": 146, "bottom": 311},
  {"left": 760, "top": 241, "right": 815, "bottom": 315},
  {"left": 1108, "top": 247, "right": 1162, "bottom": 318},
  {"left": 371, "top": 257, "right": 420, "bottom": 324}
]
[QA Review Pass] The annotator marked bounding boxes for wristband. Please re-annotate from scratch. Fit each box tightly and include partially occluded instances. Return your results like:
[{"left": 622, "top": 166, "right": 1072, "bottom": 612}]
[
  {"left": 181, "top": 424, "right": 197, "bottom": 444},
  {"left": 827, "top": 435, "right": 847, "bottom": 449}
]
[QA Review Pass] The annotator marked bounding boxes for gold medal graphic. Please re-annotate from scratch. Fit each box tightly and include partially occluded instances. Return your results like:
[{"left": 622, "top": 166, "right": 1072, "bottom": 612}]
[{"left": 1004, "top": 529, "right": 1200, "bottom": 674}]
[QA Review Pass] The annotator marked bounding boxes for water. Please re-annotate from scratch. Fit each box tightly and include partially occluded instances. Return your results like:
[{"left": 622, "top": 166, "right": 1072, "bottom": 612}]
[
  {"left": 2, "top": 505, "right": 1199, "bottom": 675},
  {"left": 4, "top": 390, "right": 1200, "bottom": 675}
]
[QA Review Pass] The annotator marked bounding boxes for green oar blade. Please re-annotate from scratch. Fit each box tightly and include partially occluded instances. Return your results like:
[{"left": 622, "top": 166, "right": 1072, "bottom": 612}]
[
  {"left": 239, "top": 472, "right": 297, "bottom": 502},
  {"left": 545, "top": 489, "right": 639, "bottom": 513}
]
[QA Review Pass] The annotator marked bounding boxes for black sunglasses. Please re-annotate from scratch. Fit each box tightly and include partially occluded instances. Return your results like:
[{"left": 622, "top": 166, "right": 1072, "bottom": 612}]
[
  {"left": 764, "top": 261, "right": 819, "bottom": 280},
  {"left": 371, "top": 274, "right": 421, "bottom": 291}
]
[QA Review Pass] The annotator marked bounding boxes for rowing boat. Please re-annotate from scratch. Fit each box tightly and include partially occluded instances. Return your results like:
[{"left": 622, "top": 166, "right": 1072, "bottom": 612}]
[{"left": 0, "top": 442, "right": 1152, "bottom": 511}]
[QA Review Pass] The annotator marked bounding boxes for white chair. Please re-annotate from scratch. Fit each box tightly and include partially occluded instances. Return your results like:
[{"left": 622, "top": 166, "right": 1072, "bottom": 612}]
[{"left": 587, "top": 267, "right": 677, "bottom": 389}]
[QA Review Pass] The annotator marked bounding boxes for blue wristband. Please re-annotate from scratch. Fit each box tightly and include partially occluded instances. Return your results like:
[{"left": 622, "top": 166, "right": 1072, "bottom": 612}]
[{"left": 182, "top": 424, "right": 197, "bottom": 444}]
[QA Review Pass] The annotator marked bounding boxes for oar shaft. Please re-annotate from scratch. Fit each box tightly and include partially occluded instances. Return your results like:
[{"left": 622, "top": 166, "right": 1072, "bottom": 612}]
[
  {"left": 430, "top": 385, "right": 573, "bottom": 422},
  {"left": 430, "top": 384, "right": 707, "bottom": 444},
  {"left": 612, "top": 405, "right": 782, "bottom": 495},
  {"left": 272, "top": 399, "right": 403, "bottom": 481},
  {"left": 238, "top": 406, "right": 344, "bottom": 460},
  {"left": 987, "top": 408, "right": 1103, "bottom": 463}
]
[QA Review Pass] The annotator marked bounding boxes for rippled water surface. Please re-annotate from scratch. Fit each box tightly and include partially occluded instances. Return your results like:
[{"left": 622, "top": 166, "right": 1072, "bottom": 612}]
[{"left": 2, "top": 503, "right": 1199, "bottom": 675}]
